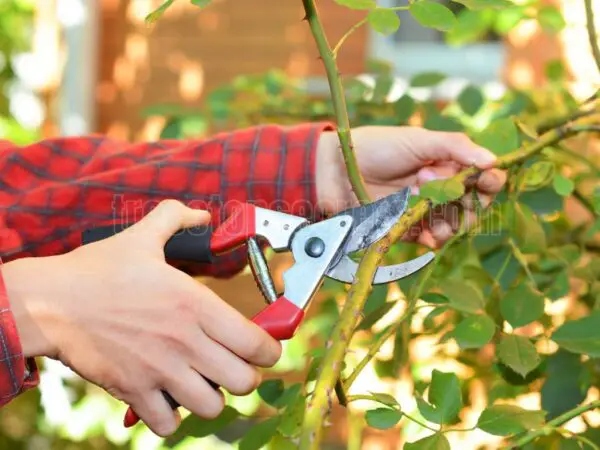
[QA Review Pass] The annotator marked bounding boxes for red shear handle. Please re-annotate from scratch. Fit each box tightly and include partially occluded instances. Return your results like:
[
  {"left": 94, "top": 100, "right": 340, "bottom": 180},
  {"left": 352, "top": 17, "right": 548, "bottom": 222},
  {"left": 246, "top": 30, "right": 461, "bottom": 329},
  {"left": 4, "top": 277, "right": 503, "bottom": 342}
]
[{"left": 123, "top": 296, "right": 304, "bottom": 428}]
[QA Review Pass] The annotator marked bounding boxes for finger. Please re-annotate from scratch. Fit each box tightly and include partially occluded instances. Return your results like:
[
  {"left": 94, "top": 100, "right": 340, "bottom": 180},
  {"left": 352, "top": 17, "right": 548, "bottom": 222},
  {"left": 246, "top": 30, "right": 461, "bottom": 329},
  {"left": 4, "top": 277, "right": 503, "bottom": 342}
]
[
  {"left": 476, "top": 169, "right": 507, "bottom": 195},
  {"left": 417, "top": 131, "right": 497, "bottom": 169},
  {"left": 128, "top": 389, "right": 178, "bottom": 437},
  {"left": 189, "top": 329, "right": 262, "bottom": 396},
  {"left": 132, "top": 199, "right": 211, "bottom": 244},
  {"left": 193, "top": 285, "right": 282, "bottom": 368},
  {"left": 164, "top": 367, "right": 226, "bottom": 420},
  {"left": 430, "top": 221, "right": 454, "bottom": 245},
  {"left": 416, "top": 165, "right": 460, "bottom": 186}
]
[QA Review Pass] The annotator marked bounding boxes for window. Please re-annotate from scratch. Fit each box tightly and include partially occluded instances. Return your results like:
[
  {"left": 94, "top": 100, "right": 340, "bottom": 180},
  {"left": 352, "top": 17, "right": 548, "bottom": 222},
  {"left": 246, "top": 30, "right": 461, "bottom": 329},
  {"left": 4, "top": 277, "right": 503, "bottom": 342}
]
[{"left": 366, "top": 0, "right": 506, "bottom": 98}]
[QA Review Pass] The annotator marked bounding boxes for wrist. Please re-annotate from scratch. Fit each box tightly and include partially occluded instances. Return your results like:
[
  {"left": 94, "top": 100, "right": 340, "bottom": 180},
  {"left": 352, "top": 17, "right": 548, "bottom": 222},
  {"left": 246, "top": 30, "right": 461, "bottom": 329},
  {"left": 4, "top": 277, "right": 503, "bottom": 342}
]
[
  {"left": 2, "top": 258, "right": 59, "bottom": 358},
  {"left": 315, "top": 130, "right": 356, "bottom": 216}
]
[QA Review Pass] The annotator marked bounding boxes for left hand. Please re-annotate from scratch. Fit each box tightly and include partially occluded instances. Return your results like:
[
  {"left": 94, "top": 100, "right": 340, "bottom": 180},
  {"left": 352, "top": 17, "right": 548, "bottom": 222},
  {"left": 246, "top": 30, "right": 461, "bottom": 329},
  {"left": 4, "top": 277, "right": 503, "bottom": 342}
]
[{"left": 315, "top": 126, "right": 507, "bottom": 248}]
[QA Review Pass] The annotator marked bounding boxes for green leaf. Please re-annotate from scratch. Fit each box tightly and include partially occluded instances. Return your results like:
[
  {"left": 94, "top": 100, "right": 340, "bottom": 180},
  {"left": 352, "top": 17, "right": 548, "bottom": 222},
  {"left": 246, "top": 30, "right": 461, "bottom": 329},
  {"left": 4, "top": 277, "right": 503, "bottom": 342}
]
[
  {"left": 521, "top": 161, "right": 555, "bottom": 191},
  {"left": 423, "top": 113, "right": 464, "bottom": 132},
  {"left": 440, "top": 279, "right": 486, "bottom": 314},
  {"left": 541, "top": 350, "right": 589, "bottom": 420},
  {"left": 357, "top": 302, "right": 395, "bottom": 330},
  {"left": 419, "top": 370, "right": 462, "bottom": 425},
  {"left": 446, "top": 9, "right": 491, "bottom": 45},
  {"left": 368, "top": 392, "right": 400, "bottom": 408},
  {"left": 410, "top": 0, "right": 457, "bottom": 31},
  {"left": 473, "top": 118, "right": 519, "bottom": 156},
  {"left": 257, "top": 379, "right": 285, "bottom": 407},
  {"left": 453, "top": 314, "right": 496, "bottom": 349},
  {"left": 368, "top": 8, "right": 401, "bottom": 35},
  {"left": 365, "top": 408, "right": 403, "bottom": 429},
  {"left": 404, "top": 433, "right": 451, "bottom": 450},
  {"left": 500, "top": 284, "right": 545, "bottom": 328},
  {"left": 505, "top": 202, "right": 547, "bottom": 254},
  {"left": 334, "top": 0, "right": 377, "bottom": 10},
  {"left": 592, "top": 186, "right": 600, "bottom": 214},
  {"left": 420, "top": 178, "right": 465, "bottom": 206},
  {"left": 553, "top": 174, "right": 575, "bottom": 197},
  {"left": 520, "top": 185, "right": 564, "bottom": 216},
  {"left": 551, "top": 311, "right": 600, "bottom": 357},
  {"left": 278, "top": 395, "right": 305, "bottom": 437},
  {"left": 364, "top": 285, "right": 389, "bottom": 315},
  {"left": 394, "top": 94, "right": 416, "bottom": 123},
  {"left": 190, "top": 0, "right": 211, "bottom": 6},
  {"left": 545, "top": 59, "right": 566, "bottom": 82},
  {"left": 165, "top": 406, "right": 239, "bottom": 446},
  {"left": 538, "top": 6, "right": 566, "bottom": 34},
  {"left": 145, "top": 0, "right": 176, "bottom": 24},
  {"left": 497, "top": 335, "right": 541, "bottom": 377},
  {"left": 421, "top": 292, "right": 449, "bottom": 304},
  {"left": 410, "top": 71, "right": 447, "bottom": 87},
  {"left": 239, "top": 416, "right": 280, "bottom": 450},
  {"left": 458, "top": 85, "right": 484, "bottom": 115},
  {"left": 476, "top": 404, "right": 545, "bottom": 436},
  {"left": 452, "top": 0, "right": 511, "bottom": 10}
]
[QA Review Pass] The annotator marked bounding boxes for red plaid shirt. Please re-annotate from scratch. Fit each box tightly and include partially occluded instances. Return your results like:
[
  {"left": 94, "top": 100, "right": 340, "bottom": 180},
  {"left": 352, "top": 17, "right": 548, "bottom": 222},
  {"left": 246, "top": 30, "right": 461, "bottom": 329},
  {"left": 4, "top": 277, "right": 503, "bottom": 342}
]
[{"left": 0, "top": 122, "right": 333, "bottom": 407}]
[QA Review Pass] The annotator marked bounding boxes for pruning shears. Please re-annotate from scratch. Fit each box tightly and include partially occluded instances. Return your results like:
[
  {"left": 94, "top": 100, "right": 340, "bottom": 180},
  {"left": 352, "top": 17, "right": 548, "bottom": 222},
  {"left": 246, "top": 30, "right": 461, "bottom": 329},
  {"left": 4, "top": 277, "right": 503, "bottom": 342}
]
[{"left": 81, "top": 187, "right": 435, "bottom": 428}]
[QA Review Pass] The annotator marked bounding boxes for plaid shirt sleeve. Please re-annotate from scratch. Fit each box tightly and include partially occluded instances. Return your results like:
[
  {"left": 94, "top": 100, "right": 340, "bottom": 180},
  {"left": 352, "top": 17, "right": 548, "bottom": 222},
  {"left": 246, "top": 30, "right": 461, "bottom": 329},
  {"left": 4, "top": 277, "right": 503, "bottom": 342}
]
[{"left": 0, "top": 121, "right": 335, "bottom": 406}]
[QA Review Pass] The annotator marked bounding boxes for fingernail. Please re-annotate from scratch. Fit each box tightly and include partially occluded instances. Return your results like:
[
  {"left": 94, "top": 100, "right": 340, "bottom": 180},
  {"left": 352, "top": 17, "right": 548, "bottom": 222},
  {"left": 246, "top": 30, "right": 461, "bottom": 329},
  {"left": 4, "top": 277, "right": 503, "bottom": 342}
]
[{"left": 411, "top": 185, "right": 420, "bottom": 195}]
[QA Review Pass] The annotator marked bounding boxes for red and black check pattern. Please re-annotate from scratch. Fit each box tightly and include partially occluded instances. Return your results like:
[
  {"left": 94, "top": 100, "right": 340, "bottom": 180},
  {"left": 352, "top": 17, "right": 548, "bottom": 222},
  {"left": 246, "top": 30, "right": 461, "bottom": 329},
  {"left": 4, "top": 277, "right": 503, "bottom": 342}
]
[{"left": 0, "top": 121, "right": 333, "bottom": 406}]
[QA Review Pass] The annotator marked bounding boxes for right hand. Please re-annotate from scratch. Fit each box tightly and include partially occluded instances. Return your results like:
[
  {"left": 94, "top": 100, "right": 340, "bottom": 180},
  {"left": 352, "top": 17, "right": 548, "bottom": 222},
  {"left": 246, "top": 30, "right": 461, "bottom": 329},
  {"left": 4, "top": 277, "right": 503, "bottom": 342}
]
[{"left": 2, "top": 199, "right": 282, "bottom": 436}]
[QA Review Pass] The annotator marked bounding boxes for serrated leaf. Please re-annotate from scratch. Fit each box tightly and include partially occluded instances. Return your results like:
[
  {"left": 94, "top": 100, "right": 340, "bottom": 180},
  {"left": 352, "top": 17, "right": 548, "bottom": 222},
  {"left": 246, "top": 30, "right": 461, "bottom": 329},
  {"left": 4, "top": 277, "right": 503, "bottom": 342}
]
[
  {"left": 497, "top": 335, "right": 541, "bottom": 377},
  {"left": 473, "top": 118, "right": 519, "bottom": 156},
  {"left": 500, "top": 284, "right": 545, "bottom": 328},
  {"left": 551, "top": 311, "right": 600, "bottom": 357},
  {"left": 420, "top": 370, "right": 463, "bottom": 425},
  {"left": 453, "top": 314, "right": 496, "bottom": 349},
  {"left": 334, "top": 0, "right": 377, "bottom": 10},
  {"left": 368, "top": 8, "right": 401, "bottom": 35},
  {"left": 365, "top": 408, "right": 403, "bottom": 429},
  {"left": 423, "top": 113, "right": 464, "bottom": 132},
  {"left": 421, "top": 292, "right": 449, "bottom": 304},
  {"left": 420, "top": 178, "right": 465, "bottom": 206},
  {"left": 404, "top": 433, "right": 451, "bottom": 450},
  {"left": 538, "top": 6, "right": 566, "bottom": 34},
  {"left": 441, "top": 279, "right": 486, "bottom": 314},
  {"left": 476, "top": 404, "right": 545, "bottom": 436},
  {"left": 239, "top": 416, "right": 280, "bottom": 450},
  {"left": 458, "top": 85, "right": 484, "bottom": 115},
  {"left": 410, "top": 0, "right": 457, "bottom": 31},
  {"left": 446, "top": 9, "right": 490, "bottom": 45},
  {"left": 411, "top": 71, "right": 447, "bottom": 87},
  {"left": 553, "top": 174, "right": 575, "bottom": 196},
  {"left": 452, "top": 0, "right": 511, "bottom": 10},
  {"left": 257, "top": 379, "right": 285, "bottom": 407},
  {"left": 505, "top": 202, "right": 547, "bottom": 254}
]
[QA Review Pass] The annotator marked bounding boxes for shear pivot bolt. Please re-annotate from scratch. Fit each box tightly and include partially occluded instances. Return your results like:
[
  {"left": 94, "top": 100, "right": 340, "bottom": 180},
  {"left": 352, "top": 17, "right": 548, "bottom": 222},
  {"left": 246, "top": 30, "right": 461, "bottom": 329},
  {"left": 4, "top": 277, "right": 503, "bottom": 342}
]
[{"left": 305, "top": 237, "right": 325, "bottom": 258}]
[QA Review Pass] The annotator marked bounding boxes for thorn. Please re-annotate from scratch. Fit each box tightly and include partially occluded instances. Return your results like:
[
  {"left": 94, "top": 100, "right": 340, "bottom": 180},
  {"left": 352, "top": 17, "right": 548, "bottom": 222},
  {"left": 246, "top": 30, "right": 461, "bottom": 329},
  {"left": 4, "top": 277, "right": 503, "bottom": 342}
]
[{"left": 301, "top": 14, "right": 309, "bottom": 21}]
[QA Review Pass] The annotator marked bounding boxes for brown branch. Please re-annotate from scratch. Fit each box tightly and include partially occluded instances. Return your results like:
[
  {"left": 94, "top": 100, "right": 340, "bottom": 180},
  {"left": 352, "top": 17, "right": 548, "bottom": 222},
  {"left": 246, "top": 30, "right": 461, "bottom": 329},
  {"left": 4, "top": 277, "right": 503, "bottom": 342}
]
[{"left": 585, "top": 0, "right": 600, "bottom": 74}]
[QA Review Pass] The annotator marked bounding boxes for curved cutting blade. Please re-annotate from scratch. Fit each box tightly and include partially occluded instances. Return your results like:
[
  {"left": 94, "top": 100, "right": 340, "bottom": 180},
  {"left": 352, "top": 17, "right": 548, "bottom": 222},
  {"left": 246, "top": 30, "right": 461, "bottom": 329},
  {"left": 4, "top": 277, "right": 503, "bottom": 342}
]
[
  {"left": 333, "top": 187, "right": 411, "bottom": 256},
  {"left": 326, "top": 251, "right": 435, "bottom": 285}
]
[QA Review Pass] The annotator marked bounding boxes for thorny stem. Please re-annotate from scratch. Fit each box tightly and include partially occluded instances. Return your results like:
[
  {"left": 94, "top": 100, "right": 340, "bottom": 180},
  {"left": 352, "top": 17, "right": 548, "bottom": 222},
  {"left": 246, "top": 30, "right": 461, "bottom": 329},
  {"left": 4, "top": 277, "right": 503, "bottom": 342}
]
[
  {"left": 299, "top": 115, "right": 600, "bottom": 450},
  {"left": 301, "top": 0, "right": 371, "bottom": 204},
  {"left": 585, "top": 0, "right": 600, "bottom": 74},
  {"left": 507, "top": 400, "right": 600, "bottom": 448}
]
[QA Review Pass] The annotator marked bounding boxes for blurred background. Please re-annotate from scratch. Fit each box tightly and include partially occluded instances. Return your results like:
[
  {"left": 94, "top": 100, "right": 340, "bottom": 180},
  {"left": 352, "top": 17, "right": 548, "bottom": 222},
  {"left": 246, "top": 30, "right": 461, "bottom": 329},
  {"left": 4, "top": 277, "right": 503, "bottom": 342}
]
[{"left": 1, "top": 0, "right": 599, "bottom": 449}]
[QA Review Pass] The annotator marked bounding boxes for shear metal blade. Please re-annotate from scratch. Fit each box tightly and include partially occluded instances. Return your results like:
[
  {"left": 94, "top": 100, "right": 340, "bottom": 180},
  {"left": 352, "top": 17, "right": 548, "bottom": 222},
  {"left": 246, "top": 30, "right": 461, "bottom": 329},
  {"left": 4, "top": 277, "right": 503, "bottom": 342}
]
[
  {"left": 326, "top": 251, "right": 435, "bottom": 285},
  {"left": 333, "top": 187, "right": 411, "bottom": 256}
]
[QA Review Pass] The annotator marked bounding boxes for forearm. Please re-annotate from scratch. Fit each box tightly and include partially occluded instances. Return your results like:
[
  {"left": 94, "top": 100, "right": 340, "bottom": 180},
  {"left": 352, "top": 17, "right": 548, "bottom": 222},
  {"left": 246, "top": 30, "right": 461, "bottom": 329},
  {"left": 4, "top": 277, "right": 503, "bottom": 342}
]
[{"left": 0, "top": 122, "right": 334, "bottom": 276}]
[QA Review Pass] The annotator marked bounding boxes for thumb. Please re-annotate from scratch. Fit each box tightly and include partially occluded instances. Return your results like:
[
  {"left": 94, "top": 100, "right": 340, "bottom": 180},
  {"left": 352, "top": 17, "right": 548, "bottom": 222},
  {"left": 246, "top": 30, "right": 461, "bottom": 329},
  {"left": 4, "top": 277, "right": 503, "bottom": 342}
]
[
  {"left": 422, "top": 131, "right": 497, "bottom": 169},
  {"left": 131, "top": 199, "right": 211, "bottom": 244}
]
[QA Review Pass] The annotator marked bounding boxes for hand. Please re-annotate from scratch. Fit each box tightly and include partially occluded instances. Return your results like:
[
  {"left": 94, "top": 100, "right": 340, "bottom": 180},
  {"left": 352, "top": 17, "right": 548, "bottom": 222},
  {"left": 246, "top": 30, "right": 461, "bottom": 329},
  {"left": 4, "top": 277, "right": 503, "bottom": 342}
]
[
  {"left": 2, "top": 200, "right": 282, "bottom": 436},
  {"left": 316, "top": 126, "right": 507, "bottom": 247}
]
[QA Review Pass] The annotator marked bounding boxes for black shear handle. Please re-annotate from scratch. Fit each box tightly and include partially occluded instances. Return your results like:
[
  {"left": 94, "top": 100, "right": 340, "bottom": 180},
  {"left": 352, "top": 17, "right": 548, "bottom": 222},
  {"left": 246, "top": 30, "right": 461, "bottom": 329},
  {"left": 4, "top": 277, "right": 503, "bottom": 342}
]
[{"left": 81, "top": 223, "right": 214, "bottom": 263}]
